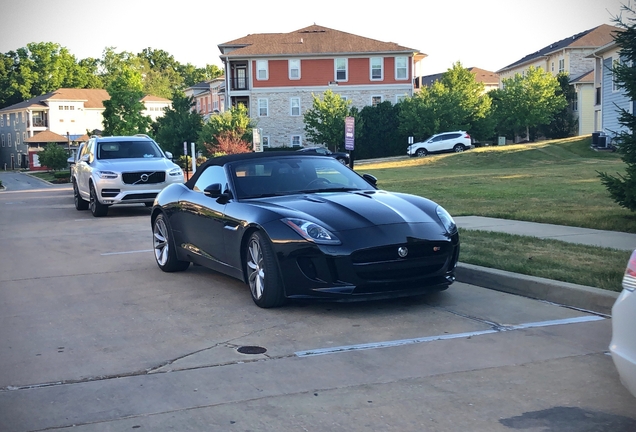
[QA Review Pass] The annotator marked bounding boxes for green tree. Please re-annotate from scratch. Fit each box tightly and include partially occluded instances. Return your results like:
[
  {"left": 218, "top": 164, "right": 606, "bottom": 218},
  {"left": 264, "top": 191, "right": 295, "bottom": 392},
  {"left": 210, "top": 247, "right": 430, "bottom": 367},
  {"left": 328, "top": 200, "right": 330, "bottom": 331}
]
[
  {"left": 540, "top": 72, "right": 578, "bottom": 139},
  {"left": 304, "top": 90, "right": 356, "bottom": 152},
  {"left": 102, "top": 66, "right": 151, "bottom": 135},
  {"left": 198, "top": 104, "right": 255, "bottom": 155},
  {"left": 38, "top": 143, "right": 69, "bottom": 171},
  {"left": 178, "top": 63, "right": 224, "bottom": 87},
  {"left": 492, "top": 66, "right": 567, "bottom": 141},
  {"left": 598, "top": 3, "right": 636, "bottom": 212},
  {"left": 0, "top": 42, "right": 101, "bottom": 109},
  {"left": 154, "top": 91, "right": 203, "bottom": 157},
  {"left": 358, "top": 101, "right": 401, "bottom": 158},
  {"left": 398, "top": 62, "right": 493, "bottom": 142}
]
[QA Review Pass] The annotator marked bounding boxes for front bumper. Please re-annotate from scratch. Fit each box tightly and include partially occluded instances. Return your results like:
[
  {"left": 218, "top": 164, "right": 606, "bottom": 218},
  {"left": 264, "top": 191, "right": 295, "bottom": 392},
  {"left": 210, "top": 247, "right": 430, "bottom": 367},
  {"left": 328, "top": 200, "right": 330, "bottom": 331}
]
[{"left": 95, "top": 175, "right": 184, "bottom": 205}]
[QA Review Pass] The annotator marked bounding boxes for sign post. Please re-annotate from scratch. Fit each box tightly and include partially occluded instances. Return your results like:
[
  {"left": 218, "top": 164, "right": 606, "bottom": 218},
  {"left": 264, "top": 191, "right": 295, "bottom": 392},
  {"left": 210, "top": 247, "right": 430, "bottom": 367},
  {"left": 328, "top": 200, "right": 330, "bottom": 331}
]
[
  {"left": 183, "top": 141, "right": 189, "bottom": 180},
  {"left": 253, "top": 128, "right": 263, "bottom": 152},
  {"left": 345, "top": 116, "right": 355, "bottom": 169}
]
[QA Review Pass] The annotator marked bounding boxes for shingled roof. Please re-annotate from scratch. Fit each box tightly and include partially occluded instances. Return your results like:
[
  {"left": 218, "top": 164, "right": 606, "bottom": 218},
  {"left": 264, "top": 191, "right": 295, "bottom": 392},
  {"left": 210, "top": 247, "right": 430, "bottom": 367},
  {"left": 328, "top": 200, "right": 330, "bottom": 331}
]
[
  {"left": 420, "top": 67, "right": 498, "bottom": 87},
  {"left": 498, "top": 24, "right": 618, "bottom": 72},
  {"left": 218, "top": 24, "right": 421, "bottom": 58},
  {"left": 0, "top": 88, "right": 110, "bottom": 112}
]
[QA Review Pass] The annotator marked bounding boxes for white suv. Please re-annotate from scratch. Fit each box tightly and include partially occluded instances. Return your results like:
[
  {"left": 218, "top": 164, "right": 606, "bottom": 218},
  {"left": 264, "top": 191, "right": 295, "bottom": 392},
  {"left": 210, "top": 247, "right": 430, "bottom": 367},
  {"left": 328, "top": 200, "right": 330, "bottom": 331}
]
[
  {"left": 72, "top": 135, "right": 184, "bottom": 217},
  {"left": 407, "top": 131, "right": 472, "bottom": 157}
]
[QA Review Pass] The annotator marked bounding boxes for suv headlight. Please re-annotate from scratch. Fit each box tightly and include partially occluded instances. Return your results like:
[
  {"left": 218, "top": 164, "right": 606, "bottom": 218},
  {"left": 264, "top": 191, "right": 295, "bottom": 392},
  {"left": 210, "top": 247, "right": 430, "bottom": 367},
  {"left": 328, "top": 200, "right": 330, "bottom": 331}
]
[
  {"left": 283, "top": 218, "right": 341, "bottom": 245},
  {"left": 96, "top": 170, "right": 118, "bottom": 179},
  {"left": 169, "top": 167, "right": 184, "bottom": 177},
  {"left": 436, "top": 206, "right": 457, "bottom": 234}
]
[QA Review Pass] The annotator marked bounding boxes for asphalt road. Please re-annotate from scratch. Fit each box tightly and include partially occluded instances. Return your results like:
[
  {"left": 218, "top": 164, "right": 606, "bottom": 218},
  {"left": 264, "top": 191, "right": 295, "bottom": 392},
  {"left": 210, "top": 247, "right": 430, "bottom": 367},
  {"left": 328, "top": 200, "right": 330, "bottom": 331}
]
[{"left": 0, "top": 184, "right": 635, "bottom": 431}]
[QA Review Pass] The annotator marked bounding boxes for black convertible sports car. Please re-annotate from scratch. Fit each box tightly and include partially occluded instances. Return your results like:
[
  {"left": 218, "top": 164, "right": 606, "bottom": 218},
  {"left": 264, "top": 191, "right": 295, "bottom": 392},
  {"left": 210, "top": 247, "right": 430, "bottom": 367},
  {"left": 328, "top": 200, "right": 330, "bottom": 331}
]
[{"left": 151, "top": 152, "right": 460, "bottom": 308}]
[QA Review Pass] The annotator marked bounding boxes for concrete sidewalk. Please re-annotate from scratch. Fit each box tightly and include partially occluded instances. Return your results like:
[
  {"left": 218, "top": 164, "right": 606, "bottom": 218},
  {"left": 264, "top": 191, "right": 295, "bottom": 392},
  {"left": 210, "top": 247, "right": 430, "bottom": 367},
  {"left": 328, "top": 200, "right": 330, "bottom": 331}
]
[{"left": 453, "top": 216, "right": 633, "bottom": 315}]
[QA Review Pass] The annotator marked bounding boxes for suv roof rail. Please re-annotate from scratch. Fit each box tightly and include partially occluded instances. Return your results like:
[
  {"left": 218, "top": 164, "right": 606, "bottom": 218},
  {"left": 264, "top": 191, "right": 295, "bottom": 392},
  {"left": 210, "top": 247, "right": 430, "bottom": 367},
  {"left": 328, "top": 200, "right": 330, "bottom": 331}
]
[{"left": 134, "top": 134, "right": 152, "bottom": 139}]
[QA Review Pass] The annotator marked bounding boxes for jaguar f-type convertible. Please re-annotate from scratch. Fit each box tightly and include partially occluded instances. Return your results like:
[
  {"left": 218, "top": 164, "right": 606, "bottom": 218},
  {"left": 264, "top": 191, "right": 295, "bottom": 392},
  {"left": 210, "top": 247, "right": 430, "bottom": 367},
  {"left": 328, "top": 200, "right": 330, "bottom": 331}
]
[{"left": 151, "top": 152, "right": 460, "bottom": 308}]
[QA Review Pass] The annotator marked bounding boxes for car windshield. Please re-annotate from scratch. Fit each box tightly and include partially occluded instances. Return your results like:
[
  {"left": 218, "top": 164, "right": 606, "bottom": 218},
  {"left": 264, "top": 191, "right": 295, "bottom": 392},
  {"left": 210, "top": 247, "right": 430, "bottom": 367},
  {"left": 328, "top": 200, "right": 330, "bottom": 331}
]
[
  {"left": 97, "top": 140, "right": 163, "bottom": 160},
  {"left": 230, "top": 157, "right": 374, "bottom": 199}
]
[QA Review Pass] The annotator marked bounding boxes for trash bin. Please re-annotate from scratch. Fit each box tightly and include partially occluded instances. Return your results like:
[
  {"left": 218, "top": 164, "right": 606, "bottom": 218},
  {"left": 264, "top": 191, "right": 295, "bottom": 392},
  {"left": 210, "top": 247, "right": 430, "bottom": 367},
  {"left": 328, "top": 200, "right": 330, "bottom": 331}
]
[{"left": 592, "top": 132, "right": 600, "bottom": 146}]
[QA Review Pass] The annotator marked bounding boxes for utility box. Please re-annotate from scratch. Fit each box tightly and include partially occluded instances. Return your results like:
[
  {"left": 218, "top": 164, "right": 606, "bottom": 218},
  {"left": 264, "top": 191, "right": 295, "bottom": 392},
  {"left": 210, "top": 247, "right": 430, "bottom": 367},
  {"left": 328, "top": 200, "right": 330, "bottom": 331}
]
[{"left": 498, "top": 136, "right": 506, "bottom": 146}]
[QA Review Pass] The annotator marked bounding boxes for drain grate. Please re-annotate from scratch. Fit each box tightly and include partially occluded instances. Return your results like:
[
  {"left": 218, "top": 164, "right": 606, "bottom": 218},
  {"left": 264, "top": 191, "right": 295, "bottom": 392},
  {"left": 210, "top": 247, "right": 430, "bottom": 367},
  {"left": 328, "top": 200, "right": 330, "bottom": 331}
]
[{"left": 237, "top": 345, "right": 267, "bottom": 355}]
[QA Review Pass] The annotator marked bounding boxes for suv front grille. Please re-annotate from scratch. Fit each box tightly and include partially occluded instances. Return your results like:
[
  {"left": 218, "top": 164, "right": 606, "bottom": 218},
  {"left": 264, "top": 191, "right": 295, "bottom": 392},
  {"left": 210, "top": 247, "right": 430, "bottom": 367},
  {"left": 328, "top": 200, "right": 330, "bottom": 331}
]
[{"left": 122, "top": 171, "right": 166, "bottom": 185}]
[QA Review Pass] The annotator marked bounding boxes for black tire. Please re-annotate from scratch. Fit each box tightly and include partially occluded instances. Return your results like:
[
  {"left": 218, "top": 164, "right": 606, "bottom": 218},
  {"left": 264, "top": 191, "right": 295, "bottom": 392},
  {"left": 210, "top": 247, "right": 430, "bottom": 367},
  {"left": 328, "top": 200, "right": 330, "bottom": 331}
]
[
  {"left": 89, "top": 183, "right": 109, "bottom": 217},
  {"left": 416, "top": 148, "right": 428, "bottom": 157},
  {"left": 73, "top": 180, "right": 88, "bottom": 210},
  {"left": 245, "top": 231, "right": 285, "bottom": 308},
  {"left": 453, "top": 144, "right": 465, "bottom": 153},
  {"left": 337, "top": 157, "right": 347, "bottom": 165},
  {"left": 152, "top": 213, "right": 190, "bottom": 272}
]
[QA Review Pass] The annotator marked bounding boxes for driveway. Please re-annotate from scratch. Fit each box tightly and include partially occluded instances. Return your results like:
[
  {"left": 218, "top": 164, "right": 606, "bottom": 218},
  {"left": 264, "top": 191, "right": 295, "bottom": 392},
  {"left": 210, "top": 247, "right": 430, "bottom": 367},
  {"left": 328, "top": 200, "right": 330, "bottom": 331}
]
[
  {"left": 0, "top": 171, "right": 70, "bottom": 192},
  {"left": 0, "top": 187, "right": 634, "bottom": 432}
]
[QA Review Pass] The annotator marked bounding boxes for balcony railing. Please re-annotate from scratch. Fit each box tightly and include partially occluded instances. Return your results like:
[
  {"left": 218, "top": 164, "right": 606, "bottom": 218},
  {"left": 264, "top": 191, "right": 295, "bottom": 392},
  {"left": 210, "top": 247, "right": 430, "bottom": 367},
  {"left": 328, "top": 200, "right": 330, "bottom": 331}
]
[
  {"left": 27, "top": 119, "right": 48, "bottom": 127},
  {"left": 229, "top": 76, "right": 249, "bottom": 91}
]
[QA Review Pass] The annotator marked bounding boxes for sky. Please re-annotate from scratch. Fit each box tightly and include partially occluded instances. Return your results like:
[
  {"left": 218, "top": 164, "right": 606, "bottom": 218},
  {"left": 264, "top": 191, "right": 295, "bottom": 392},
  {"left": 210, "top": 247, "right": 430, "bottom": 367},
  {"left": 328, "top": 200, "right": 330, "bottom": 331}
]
[{"left": 0, "top": 0, "right": 625, "bottom": 76}]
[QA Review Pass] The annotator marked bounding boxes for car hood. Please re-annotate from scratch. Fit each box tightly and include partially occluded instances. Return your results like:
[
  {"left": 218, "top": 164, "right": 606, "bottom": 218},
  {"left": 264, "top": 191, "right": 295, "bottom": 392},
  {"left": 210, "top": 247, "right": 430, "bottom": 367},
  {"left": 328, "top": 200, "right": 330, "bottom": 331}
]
[
  {"left": 252, "top": 190, "right": 441, "bottom": 232},
  {"left": 95, "top": 158, "right": 178, "bottom": 171}
]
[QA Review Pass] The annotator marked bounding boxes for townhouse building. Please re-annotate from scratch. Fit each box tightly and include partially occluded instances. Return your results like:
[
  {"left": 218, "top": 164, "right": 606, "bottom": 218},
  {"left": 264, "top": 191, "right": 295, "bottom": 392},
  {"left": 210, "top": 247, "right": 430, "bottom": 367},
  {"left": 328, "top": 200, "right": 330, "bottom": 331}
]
[
  {"left": 185, "top": 77, "right": 226, "bottom": 120},
  {"left": 589, "top": 40, "right": 633, "bottom": 145},
  {"left": 0, "top": 88, "right": 171, "bottom": 170},
  {"left": 496, "top": 24, "right": 617, "bottom": 136},
  {"left": 419, "top": 67, "right": 499, "bottom": 93},
  {"left": 217, "top": 24, "right": 425, "bottom": 148}
]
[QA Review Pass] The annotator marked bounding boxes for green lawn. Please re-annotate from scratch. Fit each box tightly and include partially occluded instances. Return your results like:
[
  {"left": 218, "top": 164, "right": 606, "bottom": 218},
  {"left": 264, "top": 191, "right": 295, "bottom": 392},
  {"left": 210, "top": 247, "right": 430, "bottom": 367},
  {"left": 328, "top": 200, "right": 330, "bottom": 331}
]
[{"left": 355, "top": 136, "right": 634, "bottom": 291}]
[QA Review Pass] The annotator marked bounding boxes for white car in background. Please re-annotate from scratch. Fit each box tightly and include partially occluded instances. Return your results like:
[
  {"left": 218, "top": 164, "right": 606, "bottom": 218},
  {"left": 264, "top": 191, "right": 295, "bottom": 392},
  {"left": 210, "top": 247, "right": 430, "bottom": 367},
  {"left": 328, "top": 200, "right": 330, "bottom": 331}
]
[
  {"left": 610, "top": 249, "right": 636, "bottom": 398},
  {"left": 407, "top": 131, "right": 472, "bottom": 157},
  {"left": 72, "top": 135, "right": 183, "bottom": 217}
]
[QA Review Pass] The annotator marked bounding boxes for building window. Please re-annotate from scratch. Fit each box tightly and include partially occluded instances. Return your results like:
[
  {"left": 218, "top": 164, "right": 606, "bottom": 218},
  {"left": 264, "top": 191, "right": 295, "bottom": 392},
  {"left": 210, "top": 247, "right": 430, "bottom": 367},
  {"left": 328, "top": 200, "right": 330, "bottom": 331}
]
[
  {"left": 396, "top": 94, "right": 408, "bottom": 103},
  {"left": 213, "top": 100, "right": 219, "bottom": 111},
  {"left": 7, "top": 133, "right": 11, "bottom": 147},
  {"left": 290, "top": 97, "right": 300, "bottom": 116},
  {"left": 258, "top": 98, "right": 268, "bottom": 117},
  {"left": 196, "top": 99, "right": 201, "bottom": 111},
  {"left": 262, "top": 136, "right": 270, "bottom": 148},
  {"left": 1, "top": 135, "right": 4, "bottom": 147},
  {"left": 291, "top": 135, "right": 302, "bottom": 147},
  {"left": 59, "top": 106, "right": 63, "bottom": 110},
  {"left": 289, "top": 59, "right": 301, "bottom": 80},
  {"left": 0, "top": 115, "right": 3, "bottom": 127},
  {"left": 551, "top": 62, "right": 554, "bottom": 72},
  {"left": 256, "top": 60, "right": 268, "bottom": 80},
  {"left": 23, "top": 132, "right": 26, "bottom": 141},
  {"left": 371, "top": 96, "right": 382, "bottom": 107},
  {"left": 335, "top": 58, "right": 348, "bottom": 81},
  {"left": 395, "top": 56, "right": 408, "bottom": 80},
  {"left": 370, "top": 57, "right": 383, "bottom": 80},
  {"left": 558, "top": 58, "right": 565, "bottom": 73}
]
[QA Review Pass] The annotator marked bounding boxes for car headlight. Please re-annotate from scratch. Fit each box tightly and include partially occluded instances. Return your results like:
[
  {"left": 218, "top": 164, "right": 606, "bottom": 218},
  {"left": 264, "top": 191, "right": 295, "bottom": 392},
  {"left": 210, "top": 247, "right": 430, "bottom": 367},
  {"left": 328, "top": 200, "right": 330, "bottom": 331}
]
[
  {"left": 436, "top": 206, "right": 457, "bottom": 234},
  {"left": 96, "top": 170, "right": 118, "bottom": 179},
  {"left": 283, "top": 218, "right": 341, "bottom": 245},
  {"left": 169, "top": 167, "right": 183, "bottom": 177}
]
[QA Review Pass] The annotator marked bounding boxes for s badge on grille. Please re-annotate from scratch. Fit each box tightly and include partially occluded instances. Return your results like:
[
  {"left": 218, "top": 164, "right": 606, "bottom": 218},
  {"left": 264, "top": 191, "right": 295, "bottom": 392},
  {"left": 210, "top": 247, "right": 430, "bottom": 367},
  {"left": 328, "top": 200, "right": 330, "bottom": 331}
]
[
  {"left": 398, "top": 247, "right": 408, "bottom": 258},
  {"left": 140, "top": 173, "right": 149, "bottom": 182}
]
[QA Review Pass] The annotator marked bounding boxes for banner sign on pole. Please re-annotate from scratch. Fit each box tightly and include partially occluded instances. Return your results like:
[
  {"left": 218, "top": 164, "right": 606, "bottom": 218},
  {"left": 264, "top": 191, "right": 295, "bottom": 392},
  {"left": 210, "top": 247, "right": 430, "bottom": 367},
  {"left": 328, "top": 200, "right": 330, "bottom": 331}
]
[{"left": 345, "top": 117, "right": 355, "bottom": 151}]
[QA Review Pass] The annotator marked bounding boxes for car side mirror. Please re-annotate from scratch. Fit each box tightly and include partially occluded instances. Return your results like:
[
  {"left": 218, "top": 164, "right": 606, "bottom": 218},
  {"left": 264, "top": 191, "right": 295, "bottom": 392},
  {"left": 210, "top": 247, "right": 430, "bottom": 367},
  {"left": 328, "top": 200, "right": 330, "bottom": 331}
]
[
  {"left": 362, "top": 173, "right": 377, "bottom": 186},
  {"left": 67, "top": 156, "right": 75, "bottom": 165},
  {"left": 165, "top": 151, "right": 173, "bottom": 160},
  {"left": 204, "top": 183, "right": 223, "bottom": 198},
  {"left": 80, "top": 154, "right": 90, "bottom": 163}
]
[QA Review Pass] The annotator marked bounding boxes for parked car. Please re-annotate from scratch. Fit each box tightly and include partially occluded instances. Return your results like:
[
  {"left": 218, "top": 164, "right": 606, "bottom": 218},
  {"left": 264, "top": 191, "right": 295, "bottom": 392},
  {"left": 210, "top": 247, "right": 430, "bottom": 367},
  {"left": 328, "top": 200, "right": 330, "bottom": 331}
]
[
  {"left": 407, "top": 131, "right": 472, "bottom": 157},
  {"left": 610, "top": 249, "right": 636, "bottom": 398},
  {"left": 67, "top": 142, "right": 86, "bottom": 177},
  {"left": 297, "top": 146, "right": 350, "bottom": 164},
  {"left": 72, "top": 135, "right": 184, "bottom": 217},
  {"left": 151, "top": 152, "right": 459, "bottom": 308}
]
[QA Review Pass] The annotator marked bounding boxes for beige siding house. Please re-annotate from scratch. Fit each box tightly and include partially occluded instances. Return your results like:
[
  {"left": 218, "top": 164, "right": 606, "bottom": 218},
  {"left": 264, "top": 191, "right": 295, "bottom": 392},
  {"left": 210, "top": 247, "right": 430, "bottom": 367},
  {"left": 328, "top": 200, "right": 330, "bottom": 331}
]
[{"left": 496, "top": 24, "right": 617, "bottom": 136}]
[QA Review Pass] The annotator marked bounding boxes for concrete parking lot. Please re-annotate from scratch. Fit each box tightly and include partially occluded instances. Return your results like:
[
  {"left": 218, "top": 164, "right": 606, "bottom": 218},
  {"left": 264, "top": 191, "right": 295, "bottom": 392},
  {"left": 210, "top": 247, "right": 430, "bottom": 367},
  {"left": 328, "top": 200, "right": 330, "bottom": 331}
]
[{"left": 1, "top": 179, "right": 635, "bottom": 431}]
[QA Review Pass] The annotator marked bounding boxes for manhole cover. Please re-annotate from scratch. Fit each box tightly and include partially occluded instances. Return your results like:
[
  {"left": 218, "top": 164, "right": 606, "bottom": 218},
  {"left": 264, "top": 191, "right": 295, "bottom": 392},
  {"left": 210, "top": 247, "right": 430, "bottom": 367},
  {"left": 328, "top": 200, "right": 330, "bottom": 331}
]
[{"left": 237, "top": 345, "right": 267, "bottom": 355}]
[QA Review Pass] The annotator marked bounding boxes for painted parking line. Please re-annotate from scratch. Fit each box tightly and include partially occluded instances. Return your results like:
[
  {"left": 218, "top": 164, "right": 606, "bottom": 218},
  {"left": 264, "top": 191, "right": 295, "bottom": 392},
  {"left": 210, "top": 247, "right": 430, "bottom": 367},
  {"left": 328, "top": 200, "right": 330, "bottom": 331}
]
[
  {"left": 101, "top": 249, "right": 153, "bottom": 256},
  {"left": 295, "top": 315, "right": 605, "bottom": 358}
]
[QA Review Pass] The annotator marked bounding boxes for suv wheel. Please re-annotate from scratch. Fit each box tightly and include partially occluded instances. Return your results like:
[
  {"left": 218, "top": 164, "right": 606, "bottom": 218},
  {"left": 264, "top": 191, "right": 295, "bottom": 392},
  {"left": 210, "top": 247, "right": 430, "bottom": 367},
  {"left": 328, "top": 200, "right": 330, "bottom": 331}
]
[
  {"left": 73, "top": 180, "right": 89, "bottom": 210},
  {"left": 89, "top": 183, "right": 109, "bottom": 217},
  {"left": 415, "top": 148, "right": 428, "bottom": 157},
  {"left": 453, "top": 144, "right": 465, "bottom": 153}
]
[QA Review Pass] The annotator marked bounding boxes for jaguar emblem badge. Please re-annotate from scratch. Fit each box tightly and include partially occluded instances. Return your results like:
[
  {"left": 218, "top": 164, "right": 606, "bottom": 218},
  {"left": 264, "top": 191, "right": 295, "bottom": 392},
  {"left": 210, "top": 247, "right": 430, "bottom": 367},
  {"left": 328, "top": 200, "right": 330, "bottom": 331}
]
[{"left": 398, "top": 247, "right": 408, "bottom": 258}]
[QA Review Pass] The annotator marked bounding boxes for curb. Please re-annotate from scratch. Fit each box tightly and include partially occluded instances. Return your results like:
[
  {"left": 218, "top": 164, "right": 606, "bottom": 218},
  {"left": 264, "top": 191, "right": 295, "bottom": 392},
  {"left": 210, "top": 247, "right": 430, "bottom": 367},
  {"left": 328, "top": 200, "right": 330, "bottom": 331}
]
[{"left": 455, "top": 262, "right": 619, "bottom": 316}]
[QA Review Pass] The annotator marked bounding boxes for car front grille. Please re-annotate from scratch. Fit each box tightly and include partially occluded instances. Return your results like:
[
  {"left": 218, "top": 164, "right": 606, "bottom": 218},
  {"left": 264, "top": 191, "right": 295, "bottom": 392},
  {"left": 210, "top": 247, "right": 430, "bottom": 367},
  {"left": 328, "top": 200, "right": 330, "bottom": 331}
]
[
  {"left": 351, "top": 242, "right": 452, "bottom": 264},
  {"left": 122, "top": 171, "right": 166, "bottom": 185}
]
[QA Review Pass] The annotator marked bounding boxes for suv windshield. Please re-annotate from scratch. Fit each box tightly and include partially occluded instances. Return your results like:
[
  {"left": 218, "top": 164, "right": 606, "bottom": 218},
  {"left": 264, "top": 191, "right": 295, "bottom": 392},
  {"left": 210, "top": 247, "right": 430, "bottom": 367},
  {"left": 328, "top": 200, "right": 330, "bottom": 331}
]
[{"left": 97, "top": 140, "right": 162, "bottom": 160}]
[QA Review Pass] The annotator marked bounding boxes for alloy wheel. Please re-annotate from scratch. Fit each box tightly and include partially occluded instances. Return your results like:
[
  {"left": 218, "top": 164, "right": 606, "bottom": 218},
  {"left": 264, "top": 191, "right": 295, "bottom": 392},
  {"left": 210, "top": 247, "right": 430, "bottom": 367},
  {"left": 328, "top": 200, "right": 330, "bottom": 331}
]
[{"left": 247, "top": 237, "right": 265, "bottom": 300}]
